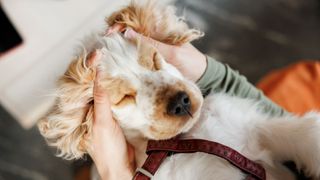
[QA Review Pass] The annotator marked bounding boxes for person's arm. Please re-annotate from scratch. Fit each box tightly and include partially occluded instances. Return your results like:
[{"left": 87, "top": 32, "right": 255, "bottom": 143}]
[{"left": 196, "top": 56, "right": 286, "bottom": 117}]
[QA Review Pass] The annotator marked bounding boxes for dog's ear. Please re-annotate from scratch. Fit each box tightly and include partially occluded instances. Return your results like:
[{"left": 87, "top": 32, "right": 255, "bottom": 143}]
[
  {"left": 38, "top": 105, "right": 93, "bottom": 160},
  {"left": 107, "top": 0, "right": 204, "bottom": 45},
  {"left": 38, "top": 56, "right": 95, "bottom": 160}
]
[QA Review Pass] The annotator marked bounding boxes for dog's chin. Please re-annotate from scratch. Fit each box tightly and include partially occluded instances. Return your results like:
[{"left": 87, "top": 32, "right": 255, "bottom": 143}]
[
  {"left": 147, "top": 131, "right": 180, "bottom": 140},
  {"left": 146, "top": 110, "right": 202, "bottom": 140}
]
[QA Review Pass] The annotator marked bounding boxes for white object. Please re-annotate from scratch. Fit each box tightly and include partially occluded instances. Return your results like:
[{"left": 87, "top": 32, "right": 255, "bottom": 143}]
[{"left": 0, "top": 0, "right": 126, "bottom": 129}]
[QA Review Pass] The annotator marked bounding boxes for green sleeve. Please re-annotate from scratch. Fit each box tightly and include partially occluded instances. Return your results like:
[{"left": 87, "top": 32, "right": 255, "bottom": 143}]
[{"left": 196, "top": 56, "right": 286, "bottom": 117}]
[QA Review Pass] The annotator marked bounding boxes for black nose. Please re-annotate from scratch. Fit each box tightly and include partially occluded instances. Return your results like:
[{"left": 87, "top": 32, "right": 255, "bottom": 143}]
[{"left": 167, "top": 91, "right": 191, "bottom": 116}]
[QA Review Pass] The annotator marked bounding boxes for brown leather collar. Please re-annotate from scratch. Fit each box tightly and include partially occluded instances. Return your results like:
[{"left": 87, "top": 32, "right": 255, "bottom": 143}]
[{"left": 133, "top": 139, "right": 266, "bottom": 180}]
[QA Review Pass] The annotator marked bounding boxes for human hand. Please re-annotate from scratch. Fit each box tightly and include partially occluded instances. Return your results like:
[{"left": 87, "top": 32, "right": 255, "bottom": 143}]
[
  {"left": 107, "top": 25, "right": 207, "bottom": 82},
  {"left": 88, "top": 51, "right": 134, "bottom": 180}
]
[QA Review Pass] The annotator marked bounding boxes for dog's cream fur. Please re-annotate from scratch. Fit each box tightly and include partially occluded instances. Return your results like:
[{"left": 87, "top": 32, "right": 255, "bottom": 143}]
[{"left": 38, "top": 1, "right": 320, "bottom": 179}]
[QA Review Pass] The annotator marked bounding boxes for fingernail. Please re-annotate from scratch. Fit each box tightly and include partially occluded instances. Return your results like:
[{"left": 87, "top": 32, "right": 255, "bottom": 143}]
[{"left": 124, "top": 28, "right": 137, "bottom": 39}]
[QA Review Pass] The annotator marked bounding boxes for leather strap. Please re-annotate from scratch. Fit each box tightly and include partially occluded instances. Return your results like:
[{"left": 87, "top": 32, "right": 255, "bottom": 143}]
[
  {"left": 133, "top": 151, "right": 169, "bottom": 180},
  {"left": 133, "top": 139, "right": 266, "bottom": 180}
]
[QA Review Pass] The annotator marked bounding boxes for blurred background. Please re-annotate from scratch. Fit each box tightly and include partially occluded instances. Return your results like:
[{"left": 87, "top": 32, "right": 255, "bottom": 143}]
[{"left": 0, "top": 0, "right": 319, "bottom": 179}]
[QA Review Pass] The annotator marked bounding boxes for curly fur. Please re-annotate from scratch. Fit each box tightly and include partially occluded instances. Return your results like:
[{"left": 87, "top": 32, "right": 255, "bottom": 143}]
[
  {"left": 107, "top": 0, "right": 203, "bottom": 45},
  {"left": 38, "top": 1, "right": 320, "bottom": 179},
  {"left": 38, "top": 0, "right": 203, "bottom": 160},
  {"left": 38, "top": 57, "right": 95, "bottom": 159}
]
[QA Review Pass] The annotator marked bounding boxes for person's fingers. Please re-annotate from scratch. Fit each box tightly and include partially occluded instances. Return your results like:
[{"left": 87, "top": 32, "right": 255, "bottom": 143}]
[
  {"left": 106, "top": 24, "right": 126, "bottom": 36},
  {"left": 86, "top": 50, "right": 102, "bottom": 67},
  {"left": 93, "top": 55, "right": 113, "bottom": 124},
  {"left": 127, "top": 142, "right": 135, "bottom": 165},
  {"left": 124, "top": 28, "right": 173, "bottom": 58}
]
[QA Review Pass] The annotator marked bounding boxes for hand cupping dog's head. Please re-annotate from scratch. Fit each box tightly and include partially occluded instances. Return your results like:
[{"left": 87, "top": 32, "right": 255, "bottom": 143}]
[
  {"left": 38, "top": 0, "right": 203, "bottom": 160},
  {"left": 107, "top": 0, "right": 203, "bottom": 45}
]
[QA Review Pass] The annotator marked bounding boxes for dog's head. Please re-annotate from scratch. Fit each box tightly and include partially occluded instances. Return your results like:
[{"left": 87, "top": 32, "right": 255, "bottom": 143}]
[{"left": 38, "top": 0, "right": 204, "bottom": 160}]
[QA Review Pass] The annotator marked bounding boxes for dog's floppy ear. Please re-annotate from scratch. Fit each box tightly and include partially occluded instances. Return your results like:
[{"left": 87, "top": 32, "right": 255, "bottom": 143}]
[
  {"left": 107, "top": 0, "right": 204, "bottom": 45},
  {"left": 38, "top": 56, "right": 95, "bottom": 160},
  {"left": 38, "top": 105, "right": 93, "bottom": 160}
]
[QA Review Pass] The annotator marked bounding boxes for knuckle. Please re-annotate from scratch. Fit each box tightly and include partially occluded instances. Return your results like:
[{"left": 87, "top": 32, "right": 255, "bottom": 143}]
[{"left": 93, "top": 89, "right": 107, "bottom": 103}]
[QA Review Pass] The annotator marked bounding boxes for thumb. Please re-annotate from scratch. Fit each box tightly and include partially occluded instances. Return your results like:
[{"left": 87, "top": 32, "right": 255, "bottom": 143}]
[
  {"left": 124, "top": 28, "right": 173, "bottom": 59},
  {"left": 93, "top": 67, "right": 113, "bottom": 124}
]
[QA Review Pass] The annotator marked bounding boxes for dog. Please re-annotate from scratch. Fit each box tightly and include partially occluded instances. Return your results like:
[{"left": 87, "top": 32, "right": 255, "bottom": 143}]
[{"left": 38, "top": 1, "right": 320, "bottom": 179}]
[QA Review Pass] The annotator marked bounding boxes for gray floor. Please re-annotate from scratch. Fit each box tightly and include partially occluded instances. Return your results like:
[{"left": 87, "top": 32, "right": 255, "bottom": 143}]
[
  {"left": 1, "top": 0, "right": 319, "bottom": 179},
  {"left": 0, "top": 106, "right": 73, "bottom": 180},
  {"left": 178, "top": 0, "right": 320, "bottom": 83}
]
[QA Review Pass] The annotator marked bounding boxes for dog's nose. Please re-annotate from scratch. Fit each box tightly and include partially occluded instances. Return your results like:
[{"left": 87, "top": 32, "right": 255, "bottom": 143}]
[{"left": 167, "top": 91, "right": 191, "bottom": 116}]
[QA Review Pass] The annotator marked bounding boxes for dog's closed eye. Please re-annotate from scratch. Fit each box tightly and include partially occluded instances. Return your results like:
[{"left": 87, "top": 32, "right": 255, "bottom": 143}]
[
  {"left": 115, "top": 94, "right": 136, "bottom": 107},
  {"left": 152, "top": 52, "right": 162, "bottom": 71}
]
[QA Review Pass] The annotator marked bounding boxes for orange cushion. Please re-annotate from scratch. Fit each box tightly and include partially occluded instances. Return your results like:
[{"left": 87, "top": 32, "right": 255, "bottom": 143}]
[{"left": 257, "top": 61, "right": 320, "bottom": 115}]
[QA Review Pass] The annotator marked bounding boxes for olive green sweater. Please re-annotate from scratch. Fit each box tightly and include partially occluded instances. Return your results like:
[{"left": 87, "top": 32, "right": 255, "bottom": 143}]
[{"left": 196, "top": 56, "right": 286, "bottom": 117}]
